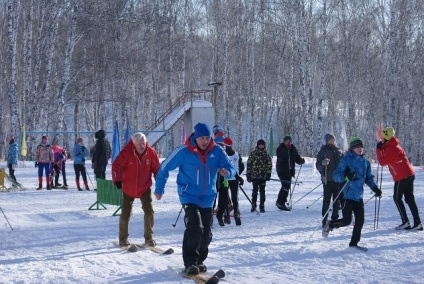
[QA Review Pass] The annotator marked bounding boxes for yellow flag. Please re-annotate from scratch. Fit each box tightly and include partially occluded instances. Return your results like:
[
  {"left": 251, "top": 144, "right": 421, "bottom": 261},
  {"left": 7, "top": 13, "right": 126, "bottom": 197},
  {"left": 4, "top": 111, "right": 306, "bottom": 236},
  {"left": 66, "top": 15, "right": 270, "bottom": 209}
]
[{"left": 21, "top": 125, "right": 27, "bottom": 157}]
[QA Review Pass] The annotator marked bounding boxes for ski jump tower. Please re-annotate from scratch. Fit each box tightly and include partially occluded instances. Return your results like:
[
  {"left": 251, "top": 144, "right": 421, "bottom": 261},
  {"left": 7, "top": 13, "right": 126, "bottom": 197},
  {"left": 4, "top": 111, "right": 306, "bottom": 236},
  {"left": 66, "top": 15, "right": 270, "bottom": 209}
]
[{"left": 146, "top": 88, "right": 218, "bottom": 146}]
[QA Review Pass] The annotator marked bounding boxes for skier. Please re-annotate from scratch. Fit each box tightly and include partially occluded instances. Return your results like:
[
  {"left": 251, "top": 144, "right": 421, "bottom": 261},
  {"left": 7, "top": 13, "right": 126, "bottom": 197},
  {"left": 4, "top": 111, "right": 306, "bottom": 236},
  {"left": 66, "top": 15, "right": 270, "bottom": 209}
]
[
  {"left": 51, "top": 150, "right": 65, "bottom": 188},
  {"left": 275, "top": 135, "right": 305, "bottom": 211},
  {"left": 323, "top": 137, "right": 382, "bottom": 250},
  {"left": 224, "top": 137, "right": 245, "bottom": 225},
  {"left": 112, "top": 132, "right": 160, "bottom": 247},
  {"left": 246, "top": 139, "right": 272, "bottom": 213},
  {"left": 72, "top": 137, "right": 90, "bottom": 191},
  {"left": 154, "top": 123, "right": 235, "bottom": 275},
  {"left": 92, "top": 129, "right": 111, "bottom": 180},
  {"left": 35, "top": 136, "right": 54, "bottom": 190},
  {"left": 315, "top": 133, "right": 344, "bottom": 227},
  {"left": 376, "top": 127, "right": 422, "bottom": 230},
  {"left": 7, "top": 136, "right": 19, "bottom": 185}
]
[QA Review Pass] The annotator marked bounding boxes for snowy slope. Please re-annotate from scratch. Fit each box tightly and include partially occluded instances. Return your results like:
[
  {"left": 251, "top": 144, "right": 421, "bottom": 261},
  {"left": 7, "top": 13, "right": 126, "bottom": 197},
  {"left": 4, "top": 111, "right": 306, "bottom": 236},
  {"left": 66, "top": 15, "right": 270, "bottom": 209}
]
[{"left": 0, "top": 159, "right": 424, "bottom": 283}]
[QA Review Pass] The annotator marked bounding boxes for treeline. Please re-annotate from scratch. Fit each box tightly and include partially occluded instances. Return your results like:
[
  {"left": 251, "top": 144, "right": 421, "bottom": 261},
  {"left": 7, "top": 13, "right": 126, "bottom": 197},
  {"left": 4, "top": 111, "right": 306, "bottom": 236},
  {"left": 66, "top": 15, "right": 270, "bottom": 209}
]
[{"left": 1, "top": 0, "right": 423, "bottom": 164}]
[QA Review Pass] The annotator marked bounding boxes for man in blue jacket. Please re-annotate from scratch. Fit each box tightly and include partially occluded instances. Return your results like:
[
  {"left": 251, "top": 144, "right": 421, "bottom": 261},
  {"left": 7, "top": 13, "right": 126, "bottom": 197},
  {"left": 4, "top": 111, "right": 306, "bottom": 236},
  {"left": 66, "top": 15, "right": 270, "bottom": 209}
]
[{"left": 155, "top": 123, "right": 235, "bottom": 275}]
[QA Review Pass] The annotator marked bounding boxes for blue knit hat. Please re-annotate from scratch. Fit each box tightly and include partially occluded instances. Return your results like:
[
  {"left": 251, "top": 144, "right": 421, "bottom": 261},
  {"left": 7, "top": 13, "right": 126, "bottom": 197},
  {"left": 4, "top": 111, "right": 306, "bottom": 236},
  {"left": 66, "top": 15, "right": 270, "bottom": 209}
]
[
  {"left": 193, "top": 123, "right": 213, "bottom": 139},
  {"left": 214, "top": 136, "right": 225, "bottom": 144},
  {"left": 213, "top": 124, "right": 223, "bottom": 135}
]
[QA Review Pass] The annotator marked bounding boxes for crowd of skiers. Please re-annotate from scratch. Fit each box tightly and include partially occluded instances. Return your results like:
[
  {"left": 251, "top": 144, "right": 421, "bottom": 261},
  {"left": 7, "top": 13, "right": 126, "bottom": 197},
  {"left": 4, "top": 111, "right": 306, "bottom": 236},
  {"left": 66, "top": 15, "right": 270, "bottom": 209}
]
[
  {"left": 5, "top": 129, "right": 111, "bottom": 191},
  {"left": 5, "top": 123, "right": 422, "bottom": 274}
]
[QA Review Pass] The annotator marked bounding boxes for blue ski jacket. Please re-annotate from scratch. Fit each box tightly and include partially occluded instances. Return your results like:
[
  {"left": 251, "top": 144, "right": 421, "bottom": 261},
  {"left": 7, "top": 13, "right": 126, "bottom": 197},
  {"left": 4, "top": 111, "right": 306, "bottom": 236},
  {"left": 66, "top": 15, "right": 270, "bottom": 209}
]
[
  {"left": 155, "top": 133, "right": 235, "bottom": 208},
  {"left": 73, "top": 144, "right": 89, "bottom": 165},
  {"left": 7, "top": 142, "right": 19, "bottom": 165},
  {"left": 333, "top": 150, "right": 377, "bottom": 202}
]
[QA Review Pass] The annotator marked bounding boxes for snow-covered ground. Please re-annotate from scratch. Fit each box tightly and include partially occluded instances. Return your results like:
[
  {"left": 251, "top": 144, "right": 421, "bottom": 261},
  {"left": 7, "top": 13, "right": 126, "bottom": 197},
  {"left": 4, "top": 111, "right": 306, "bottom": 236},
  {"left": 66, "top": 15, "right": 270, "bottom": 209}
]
[{"left": 1, "top": 158, "right": 424, "bottom": 283}]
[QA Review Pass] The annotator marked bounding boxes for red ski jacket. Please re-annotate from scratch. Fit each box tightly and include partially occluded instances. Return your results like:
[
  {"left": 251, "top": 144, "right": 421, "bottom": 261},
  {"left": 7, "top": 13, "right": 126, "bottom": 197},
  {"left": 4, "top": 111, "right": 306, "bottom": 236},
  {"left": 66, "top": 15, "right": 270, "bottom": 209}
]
[
  {"left": 376, "top": 137, "right": 415, "bottom": 182},
  {"left": 112, "top": 140, "right": 160, "bottom": 198}
]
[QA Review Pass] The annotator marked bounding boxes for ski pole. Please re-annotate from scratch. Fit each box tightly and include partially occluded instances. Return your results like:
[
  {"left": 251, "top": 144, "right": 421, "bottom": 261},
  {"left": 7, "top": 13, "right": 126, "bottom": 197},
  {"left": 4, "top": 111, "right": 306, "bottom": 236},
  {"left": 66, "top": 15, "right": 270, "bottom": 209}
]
[
  {"left": 172, "top": 205, "right": 184, "bottom": 227},
  {"left": 0, "top": 207, "right": 13, "bottom": 230},
  {"left": 306, "top": 194, "right": 323, "bottom": 209},
  {"left": 374, "top": 196, "right": 378, "bottom": 230},
  {"left": 375, "top": 166, "right": 383, "bottom": 229},
  {"left": 376, "top": 194, "right": 381, "bottom": 229},
  {"left": 365, "top": 194, "right": 376, "bottom": 205},
  {"left": 85, "top": 165, "right": 96, "bottom": 190},
  {"left": 287, "top": 164, "right": 302, "bottom": 209},
  {"left": 239, "top": 185, "right": 260, "bottom": 215},
  {"left": 291, "top": 182, "right": 322, "bottom": 207}
]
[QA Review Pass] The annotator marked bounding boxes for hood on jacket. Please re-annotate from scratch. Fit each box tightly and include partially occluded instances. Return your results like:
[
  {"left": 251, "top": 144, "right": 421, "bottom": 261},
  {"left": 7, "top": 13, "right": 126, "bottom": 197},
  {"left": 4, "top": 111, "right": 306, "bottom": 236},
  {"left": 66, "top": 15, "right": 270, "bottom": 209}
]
[{"left": 95, "top": 130, "right": 106, "bottom": 139}]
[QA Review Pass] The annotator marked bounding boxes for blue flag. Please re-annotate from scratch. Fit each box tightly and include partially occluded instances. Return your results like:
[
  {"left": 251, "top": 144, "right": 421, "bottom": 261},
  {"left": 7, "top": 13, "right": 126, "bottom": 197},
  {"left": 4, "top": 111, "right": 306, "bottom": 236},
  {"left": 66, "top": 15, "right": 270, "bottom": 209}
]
[
  {"left": 125, "top": 122, "right": 131, "bottom": 144},
  {"left": 112, "top": 121, "right": 121, "bottom": 162}
]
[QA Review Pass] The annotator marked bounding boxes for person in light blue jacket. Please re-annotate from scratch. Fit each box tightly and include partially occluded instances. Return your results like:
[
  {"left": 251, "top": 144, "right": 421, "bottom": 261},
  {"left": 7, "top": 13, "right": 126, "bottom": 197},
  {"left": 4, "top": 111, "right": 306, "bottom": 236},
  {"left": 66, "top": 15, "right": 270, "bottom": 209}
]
[
  {"left": 323, "top": 137, "right": 381, "bottom": 251},
  {"left": 154, "top": 123, "right": 235, "bottom": 276},
  {"left": 7, "top": 136, "right": 19, "bottom": 183},
  {"left": 72, "top": 137, "right": 90, "bottom": 190}
]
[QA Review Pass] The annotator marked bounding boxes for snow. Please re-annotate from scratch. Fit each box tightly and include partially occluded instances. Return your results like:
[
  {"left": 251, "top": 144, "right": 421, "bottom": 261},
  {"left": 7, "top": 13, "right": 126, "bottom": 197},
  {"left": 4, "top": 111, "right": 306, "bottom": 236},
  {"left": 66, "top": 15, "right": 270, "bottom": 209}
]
[{"left": 1, "top": 158, "right": 424, "bottom": 283}]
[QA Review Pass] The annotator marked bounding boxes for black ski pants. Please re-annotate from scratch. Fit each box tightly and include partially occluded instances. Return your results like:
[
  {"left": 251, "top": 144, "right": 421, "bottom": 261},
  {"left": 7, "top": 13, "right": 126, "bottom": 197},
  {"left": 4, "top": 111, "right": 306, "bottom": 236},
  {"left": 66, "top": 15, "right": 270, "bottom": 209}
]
[
  {"left": 331, "top": 198, "right": 364, "bottom": 247},
  {"left": 394, "top": 175, "right": 421, "bottom": 225},
  {"left": 216, "top": 183, "right": 229, "bottom": 220},
  {"left": 182, "top": 204, "right": 213, "bottom": 268},
  {"left": 277, "top": 173, "right": 291, "bottom": 204},
  {"left": 252, "top": 179, "right": 266, "bottom": 209},
  {"left": 321, "top": 181, "right": 344, "bottom": 226},
  {"left": 228, "top": 180, "right": 239, "bottom": 213}
]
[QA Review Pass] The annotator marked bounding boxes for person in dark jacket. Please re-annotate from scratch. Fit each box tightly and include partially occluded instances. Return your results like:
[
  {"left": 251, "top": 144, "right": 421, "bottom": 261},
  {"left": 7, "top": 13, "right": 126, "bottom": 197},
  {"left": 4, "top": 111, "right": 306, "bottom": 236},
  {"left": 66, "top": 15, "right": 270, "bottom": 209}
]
[
  {"left": 7, "top": 137, "right": 19, "bottom": 184},
  {"left": 73, "top": 137, "right": 90, "bottom": 191},
  {"left": 275, "top": 135, "right": 305, "bottom": 211},
  {"left": 112, "top": 133, "right": 160, "bottom": 247},
  {"left": 92, "top": 129, "right": 111, "bottom": 180},
  {"left": 246, "top": 139, "right": 273, "bottom": 213},
  {"left": 315, "top": 133, "right": 345, "bottom": 227},
  {"left": 376, "top": 127, "right": 422, "bottom": 230},
  {"left": 323, "top": 137, "right": 381, "bottom": 251},
  {"left": 154, "top": 123, "right": 235, "bottom": 276}
]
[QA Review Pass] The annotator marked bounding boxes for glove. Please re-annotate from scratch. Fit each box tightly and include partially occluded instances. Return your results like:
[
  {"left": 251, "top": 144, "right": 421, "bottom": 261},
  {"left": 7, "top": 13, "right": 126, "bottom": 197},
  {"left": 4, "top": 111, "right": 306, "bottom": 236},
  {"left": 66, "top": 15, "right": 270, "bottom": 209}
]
[
  {"left": 377, "top": 141, "right": 383, "bottom": 149},
  {"left": 246, "top": 174, "right": 252, "bottom": 183},
  {"left": 115, "top": 181, "right": 122, "bottom": 189},
  {"left": 266, "top": 173, "right": 271, "bottom": 181},
  {"left": 35, "top": 162, "right": 38, "bottom": 167},
  {"left": 344, "top": 167, "right": 355, "bottom": 181},
  {"left": 237, "top": 176, "right": 244, "bottom": 186},
  {"left": 300, "top": 158, "right": 305, "bottom": 165},
  {"left": 372, "top": 186, "right": 382, "bottom": 198},
  {"left": 322, "top": 158, "right": 330, "bottom": 166}
]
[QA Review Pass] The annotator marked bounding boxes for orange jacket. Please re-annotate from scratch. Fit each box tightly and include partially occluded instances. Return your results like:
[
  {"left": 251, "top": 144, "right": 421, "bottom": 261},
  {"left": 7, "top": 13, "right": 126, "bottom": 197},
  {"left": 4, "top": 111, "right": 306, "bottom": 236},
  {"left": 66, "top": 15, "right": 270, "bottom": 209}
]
[{"left": 112, "top": 140, "right": 160, "bottom": 198}]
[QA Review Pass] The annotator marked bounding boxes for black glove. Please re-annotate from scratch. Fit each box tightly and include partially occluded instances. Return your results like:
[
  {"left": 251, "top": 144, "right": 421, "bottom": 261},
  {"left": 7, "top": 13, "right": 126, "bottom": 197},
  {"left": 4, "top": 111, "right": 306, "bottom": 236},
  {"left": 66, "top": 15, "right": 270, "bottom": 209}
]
[
  {"left": 344, "top": 167, "right": 355, "bottom": 181},
  {"left": 300, "top": 158, "right": 305, "bottom": 165},
  {"left": 237, "top": 175, "right": 244, "bottom": 186},
  {"left": 266, "top": 173, "right": 271, "bottom": 181},
  {"left": 246, "top": 174, "right": 252, "bottom": 183},
  {"left": 115, "top": 181, "right": 122, "bottom": 189},
  {"left": 372, "top": 186, "right": 382, "bottom": 198},
  {"left": 377, "top": 141, "right": 383, "bottom": 149},
  {"left": 35, "top": 162, "right": 38, "bottom": 167}
]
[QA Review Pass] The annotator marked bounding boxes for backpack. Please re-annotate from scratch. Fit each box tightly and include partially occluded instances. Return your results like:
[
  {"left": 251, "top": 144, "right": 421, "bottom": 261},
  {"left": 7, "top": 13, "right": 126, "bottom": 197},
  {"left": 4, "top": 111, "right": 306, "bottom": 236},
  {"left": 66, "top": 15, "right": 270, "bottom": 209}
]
[
  {"left": 104, "top": 140, "right": 112, "bottom": 159},
  {"left": 90, "top": 145, "right": 96, "bottom": 159},
  {"left": 238, "top": 156, "right": 245, "bottom": 174}
]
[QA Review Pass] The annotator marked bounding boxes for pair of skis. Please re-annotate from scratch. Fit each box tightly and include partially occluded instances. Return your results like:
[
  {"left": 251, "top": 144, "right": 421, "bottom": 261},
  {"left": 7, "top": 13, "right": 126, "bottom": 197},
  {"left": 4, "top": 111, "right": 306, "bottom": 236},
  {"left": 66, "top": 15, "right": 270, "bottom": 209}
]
[{"left": 112, "top": 241, "right": 174, "bottom": 254}]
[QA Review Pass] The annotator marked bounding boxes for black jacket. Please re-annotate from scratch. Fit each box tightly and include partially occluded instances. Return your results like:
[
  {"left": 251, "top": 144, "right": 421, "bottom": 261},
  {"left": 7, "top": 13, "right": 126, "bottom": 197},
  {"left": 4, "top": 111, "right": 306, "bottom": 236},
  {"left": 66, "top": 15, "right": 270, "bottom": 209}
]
[{"left": 276, "top": 143, "right": 303, "bottom": 178}]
